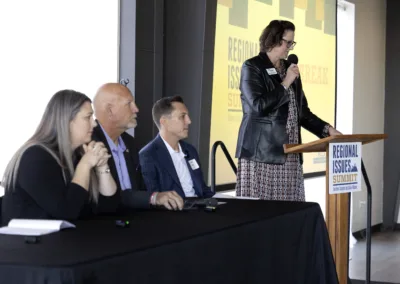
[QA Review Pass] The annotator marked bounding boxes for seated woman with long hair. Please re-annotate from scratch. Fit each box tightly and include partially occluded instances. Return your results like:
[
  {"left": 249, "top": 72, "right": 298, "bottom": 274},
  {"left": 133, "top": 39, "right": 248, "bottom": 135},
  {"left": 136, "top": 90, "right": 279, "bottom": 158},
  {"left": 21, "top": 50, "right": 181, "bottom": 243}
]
[{"left": 1, "top": 90, "right": 118, "bottom": 225}]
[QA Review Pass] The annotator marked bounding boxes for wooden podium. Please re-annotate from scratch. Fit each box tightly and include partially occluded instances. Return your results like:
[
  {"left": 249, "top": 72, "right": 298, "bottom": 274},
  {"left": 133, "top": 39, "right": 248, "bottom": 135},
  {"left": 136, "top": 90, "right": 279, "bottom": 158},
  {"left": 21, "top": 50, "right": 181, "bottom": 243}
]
[{"left": 284, "top": 134, "right": 387, "bottom": 284}]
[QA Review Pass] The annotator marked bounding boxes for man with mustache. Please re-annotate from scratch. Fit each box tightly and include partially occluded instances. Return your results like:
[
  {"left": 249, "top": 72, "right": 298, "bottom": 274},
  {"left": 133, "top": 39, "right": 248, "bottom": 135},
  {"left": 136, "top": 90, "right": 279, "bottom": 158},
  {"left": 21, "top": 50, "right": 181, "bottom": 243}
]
[{"left": 92, "top": 83, "right": 183, "bottom": 211}]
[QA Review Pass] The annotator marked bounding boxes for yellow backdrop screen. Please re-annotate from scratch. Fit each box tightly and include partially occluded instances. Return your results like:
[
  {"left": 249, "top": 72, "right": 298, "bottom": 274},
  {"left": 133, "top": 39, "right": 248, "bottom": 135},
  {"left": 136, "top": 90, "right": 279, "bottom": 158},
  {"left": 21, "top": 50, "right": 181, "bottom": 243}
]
[{"left": 209, "top": 0, "right": 337, "bottom": 184}]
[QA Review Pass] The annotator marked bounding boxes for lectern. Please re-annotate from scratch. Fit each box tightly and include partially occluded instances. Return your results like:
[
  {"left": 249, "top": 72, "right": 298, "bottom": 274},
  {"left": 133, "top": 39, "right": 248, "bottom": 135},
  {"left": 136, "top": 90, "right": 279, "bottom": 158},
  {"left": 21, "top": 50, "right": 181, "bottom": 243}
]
[{"left": 284, "top": 134, "right": 387, "bottom": 284}]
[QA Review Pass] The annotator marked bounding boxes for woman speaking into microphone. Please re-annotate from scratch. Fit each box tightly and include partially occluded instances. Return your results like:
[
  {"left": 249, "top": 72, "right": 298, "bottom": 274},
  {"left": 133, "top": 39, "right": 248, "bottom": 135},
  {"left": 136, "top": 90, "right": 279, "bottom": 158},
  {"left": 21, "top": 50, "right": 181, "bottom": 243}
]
[{"left": 235, "top": 20, "right": 341, "bottom": 201}]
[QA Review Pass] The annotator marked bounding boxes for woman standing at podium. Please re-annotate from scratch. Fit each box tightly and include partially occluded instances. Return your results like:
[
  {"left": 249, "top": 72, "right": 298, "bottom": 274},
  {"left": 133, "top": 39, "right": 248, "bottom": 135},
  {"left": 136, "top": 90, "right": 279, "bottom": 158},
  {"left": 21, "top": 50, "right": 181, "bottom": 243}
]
[
  {"left": 235, "top": 20, "right": 341, "bottom": 201},
  {"left": 1, "top": 90, "right": 118, "bottom": 225}
]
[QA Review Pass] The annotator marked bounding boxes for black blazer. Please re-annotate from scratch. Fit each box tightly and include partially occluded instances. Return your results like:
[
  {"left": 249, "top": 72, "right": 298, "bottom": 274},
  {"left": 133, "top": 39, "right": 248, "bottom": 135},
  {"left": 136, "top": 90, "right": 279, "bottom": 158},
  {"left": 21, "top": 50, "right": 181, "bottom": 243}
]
[
  {"left": 92, "top": 124, "right": 152, "bottom": 209},
  {"left": 235, "top": 52, "right": 328, "bottom": 164},
  {"left": 139, "top": 135, "right": 213, "bottom": 199},
  {"left": 1, "top": 146, "right": 119, "bottom": 225}
]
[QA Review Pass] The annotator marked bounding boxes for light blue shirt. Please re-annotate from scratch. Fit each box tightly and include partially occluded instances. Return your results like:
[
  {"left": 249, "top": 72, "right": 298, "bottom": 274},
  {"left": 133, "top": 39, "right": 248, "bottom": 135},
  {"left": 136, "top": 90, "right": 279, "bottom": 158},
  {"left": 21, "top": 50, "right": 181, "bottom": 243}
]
[{"left": 100, "top": 125, "right": 132, "bottom": 190}]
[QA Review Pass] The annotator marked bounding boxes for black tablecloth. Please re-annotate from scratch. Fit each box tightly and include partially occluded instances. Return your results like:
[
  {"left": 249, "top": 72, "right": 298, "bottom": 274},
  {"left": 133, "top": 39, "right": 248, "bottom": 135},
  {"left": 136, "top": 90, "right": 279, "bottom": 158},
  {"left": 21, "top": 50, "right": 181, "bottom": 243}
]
[{"left": 0, "top": 199, "right": 338, "bottom": 284}]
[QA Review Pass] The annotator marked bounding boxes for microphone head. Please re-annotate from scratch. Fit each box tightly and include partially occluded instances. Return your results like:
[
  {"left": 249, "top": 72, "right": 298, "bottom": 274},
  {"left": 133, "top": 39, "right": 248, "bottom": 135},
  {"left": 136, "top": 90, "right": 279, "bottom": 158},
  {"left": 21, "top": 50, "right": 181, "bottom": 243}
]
[{"left": 287, "top": 54, "right": 298, "bottom": 65}]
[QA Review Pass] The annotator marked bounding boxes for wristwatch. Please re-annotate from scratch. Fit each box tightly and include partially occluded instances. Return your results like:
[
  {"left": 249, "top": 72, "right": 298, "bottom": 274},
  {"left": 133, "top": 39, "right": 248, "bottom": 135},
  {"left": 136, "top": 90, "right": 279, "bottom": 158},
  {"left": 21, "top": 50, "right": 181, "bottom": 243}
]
[{"left": 96, "top": 168, "right": 111, "bottom": 174}]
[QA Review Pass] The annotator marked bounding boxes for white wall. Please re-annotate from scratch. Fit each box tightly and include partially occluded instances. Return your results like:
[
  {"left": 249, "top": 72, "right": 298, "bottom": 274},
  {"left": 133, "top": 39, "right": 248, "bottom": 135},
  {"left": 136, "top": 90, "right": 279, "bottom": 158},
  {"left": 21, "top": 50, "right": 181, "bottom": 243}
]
[
  {"left": 0, "top": 0, "right": 119, "bottom": 197},
  {"left": 347, "top": 0, "right": 386, "bottom": 231},
  {"left": 337, "top": 1, "right": 356, "bottom": 237},
  {"left": 304, "top": 177, "right": 326, "bottom": 216}
]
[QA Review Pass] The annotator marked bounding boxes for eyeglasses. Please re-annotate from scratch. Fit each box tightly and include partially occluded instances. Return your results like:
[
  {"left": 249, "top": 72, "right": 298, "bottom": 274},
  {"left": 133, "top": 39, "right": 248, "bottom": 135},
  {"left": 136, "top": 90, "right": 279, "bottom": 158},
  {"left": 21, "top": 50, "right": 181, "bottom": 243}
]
[{"left": 281, "top": 39, "right": 296, "bottom": 48}]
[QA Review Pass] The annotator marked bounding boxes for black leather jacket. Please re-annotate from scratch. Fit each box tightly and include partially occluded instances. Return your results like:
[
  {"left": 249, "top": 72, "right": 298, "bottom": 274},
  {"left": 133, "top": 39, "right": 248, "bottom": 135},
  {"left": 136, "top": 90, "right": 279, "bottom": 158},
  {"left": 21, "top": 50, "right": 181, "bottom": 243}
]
[{"left": 235, "top": 52, "right": 328, "bottom": 164}]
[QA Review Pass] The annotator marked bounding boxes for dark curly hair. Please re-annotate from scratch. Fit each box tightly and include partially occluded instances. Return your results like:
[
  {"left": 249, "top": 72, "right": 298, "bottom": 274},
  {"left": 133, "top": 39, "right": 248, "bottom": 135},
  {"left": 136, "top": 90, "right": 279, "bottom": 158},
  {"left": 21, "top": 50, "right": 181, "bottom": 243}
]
[{"left": 259, "top": 20, "right": 295, "bottom": 52}]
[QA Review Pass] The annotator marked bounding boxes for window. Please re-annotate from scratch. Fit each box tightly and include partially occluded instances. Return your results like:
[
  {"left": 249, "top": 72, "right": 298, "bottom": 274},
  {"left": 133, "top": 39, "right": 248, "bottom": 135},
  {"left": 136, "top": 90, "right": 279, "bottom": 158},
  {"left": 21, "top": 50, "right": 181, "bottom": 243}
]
[{"left": 0, "top": 0, "right": 119, "bottom": 195}]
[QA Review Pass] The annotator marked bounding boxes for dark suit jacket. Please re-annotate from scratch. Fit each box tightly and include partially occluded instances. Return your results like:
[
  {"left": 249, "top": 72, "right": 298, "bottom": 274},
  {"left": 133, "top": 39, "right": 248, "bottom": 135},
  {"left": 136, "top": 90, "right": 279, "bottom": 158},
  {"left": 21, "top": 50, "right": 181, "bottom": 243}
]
[
  {"left": 139, "top": 134, "right": 213, "bottom": 199},
  {"left": 92, "top": 124, "right": 152, "bottom": 209},
  {"left": 1, "top": 145, "right": 119, "bottom": 225}
]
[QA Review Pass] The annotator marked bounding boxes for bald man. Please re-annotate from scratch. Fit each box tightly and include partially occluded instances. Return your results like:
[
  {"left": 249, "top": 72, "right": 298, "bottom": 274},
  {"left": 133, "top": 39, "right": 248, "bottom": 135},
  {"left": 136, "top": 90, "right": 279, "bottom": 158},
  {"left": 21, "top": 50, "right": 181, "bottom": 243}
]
[{"left": 92, "top": 83, "right": 183, "bottom": 210}]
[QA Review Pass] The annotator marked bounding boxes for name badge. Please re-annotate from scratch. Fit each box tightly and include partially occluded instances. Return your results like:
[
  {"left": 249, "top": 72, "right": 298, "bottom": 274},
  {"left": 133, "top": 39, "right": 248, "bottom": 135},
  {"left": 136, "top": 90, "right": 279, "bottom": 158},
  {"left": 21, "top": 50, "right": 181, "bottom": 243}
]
[
  {"left": 266, "top": 68, "right": 277, "bottom": 75},
  {"left": 188, "top": 159, "right": 199, "bottom": 170}
]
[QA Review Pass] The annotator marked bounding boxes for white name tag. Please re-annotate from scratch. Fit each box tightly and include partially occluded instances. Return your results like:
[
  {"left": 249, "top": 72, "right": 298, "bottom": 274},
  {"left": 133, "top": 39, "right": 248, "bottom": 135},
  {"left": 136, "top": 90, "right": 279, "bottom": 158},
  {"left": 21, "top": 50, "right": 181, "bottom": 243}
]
[
  {"left": 188, "top": 159, "right": 199, "bottom": 170},
  {"left": 266, "top": 68, "right": 277, "bottom": 75}
]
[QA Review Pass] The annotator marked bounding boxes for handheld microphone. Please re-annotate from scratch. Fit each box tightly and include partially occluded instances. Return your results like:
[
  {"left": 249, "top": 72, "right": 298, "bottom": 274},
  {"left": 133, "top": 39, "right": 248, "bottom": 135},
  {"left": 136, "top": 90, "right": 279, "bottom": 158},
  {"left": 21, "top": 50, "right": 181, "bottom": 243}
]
[
  {"left": 287, "top": 54, "right": 298, "bottom": 65},
  {"left": 287, "top": 54, "right": 300, "bottom": 80}
]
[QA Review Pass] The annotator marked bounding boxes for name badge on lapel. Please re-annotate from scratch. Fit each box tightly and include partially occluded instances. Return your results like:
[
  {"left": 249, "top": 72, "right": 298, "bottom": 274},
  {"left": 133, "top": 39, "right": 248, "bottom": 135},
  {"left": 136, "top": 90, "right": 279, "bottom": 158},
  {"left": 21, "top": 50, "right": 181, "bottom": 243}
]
[
  {"left": 266, "top": 68, "right": 278, "bottom": 75},
  {"left": 188, "top": 159, "right": 199, "bottom": 170}
]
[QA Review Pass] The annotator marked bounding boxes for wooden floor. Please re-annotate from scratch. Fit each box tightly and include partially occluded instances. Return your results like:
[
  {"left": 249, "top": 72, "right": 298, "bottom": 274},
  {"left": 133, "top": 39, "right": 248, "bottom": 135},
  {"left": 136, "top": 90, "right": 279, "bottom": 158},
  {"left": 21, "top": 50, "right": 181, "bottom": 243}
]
[{"left": 349, "top": 231, "right": 400, "bottom": 284}]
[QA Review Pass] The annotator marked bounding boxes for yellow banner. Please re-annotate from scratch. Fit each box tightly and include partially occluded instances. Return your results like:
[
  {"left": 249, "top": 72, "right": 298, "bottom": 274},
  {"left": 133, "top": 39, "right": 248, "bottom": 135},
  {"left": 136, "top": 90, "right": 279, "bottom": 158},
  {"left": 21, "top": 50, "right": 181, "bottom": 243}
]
[{"left": 209, "top": 0, "right": 336, "bottom": 184}]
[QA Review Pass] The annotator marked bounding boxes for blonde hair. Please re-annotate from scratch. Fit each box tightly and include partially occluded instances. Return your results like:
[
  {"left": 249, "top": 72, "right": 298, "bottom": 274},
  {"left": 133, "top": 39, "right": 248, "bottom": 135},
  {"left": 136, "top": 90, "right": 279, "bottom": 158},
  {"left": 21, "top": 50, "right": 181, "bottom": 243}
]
[{"left": 2, "top": 90, "right": 99, "bottom": 202}]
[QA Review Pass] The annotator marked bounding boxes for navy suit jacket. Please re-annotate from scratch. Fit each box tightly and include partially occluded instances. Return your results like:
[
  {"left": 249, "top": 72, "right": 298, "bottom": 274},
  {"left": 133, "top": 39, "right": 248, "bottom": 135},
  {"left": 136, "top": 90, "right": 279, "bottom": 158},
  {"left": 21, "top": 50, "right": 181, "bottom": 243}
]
[
  {"left": 139, "top": 135, "right": 213, "bottom": 198},
  {"left": 92, "top": 124, "right": 152, "bottom": 209}
]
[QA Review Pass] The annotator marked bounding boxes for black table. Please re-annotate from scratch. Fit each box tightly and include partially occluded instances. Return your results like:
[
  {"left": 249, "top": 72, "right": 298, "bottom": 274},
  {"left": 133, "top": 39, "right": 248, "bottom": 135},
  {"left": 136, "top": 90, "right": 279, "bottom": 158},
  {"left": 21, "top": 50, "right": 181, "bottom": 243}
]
[{"left": 0, "top": 199, "right": 338, "bottom": 284}]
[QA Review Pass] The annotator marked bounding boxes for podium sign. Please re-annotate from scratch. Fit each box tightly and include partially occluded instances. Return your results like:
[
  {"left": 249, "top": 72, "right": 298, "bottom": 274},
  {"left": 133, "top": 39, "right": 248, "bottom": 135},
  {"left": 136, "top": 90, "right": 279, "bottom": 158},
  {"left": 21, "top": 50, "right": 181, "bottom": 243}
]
[
  {"left": 329, "top": 142, "right": 362, "bottom": 194},
  {"left": 284, "top": 134, "right": 387, "bottom": 284}
]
